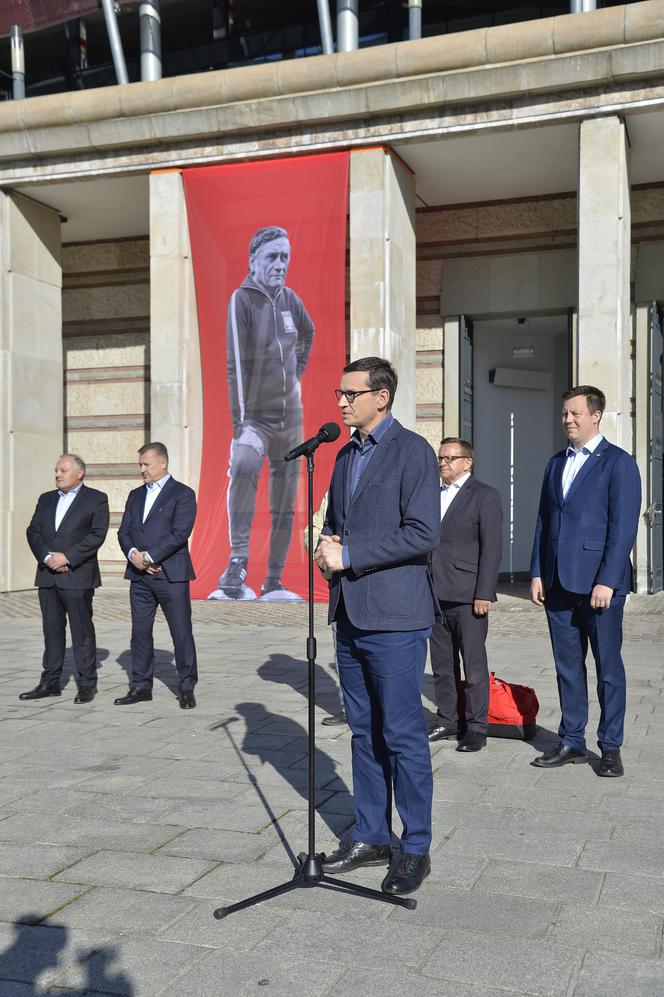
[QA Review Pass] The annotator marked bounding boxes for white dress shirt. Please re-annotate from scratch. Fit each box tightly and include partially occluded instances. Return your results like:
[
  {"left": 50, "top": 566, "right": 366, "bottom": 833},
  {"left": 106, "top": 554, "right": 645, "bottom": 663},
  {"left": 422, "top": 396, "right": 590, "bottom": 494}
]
[
  {"left": 142, "top": 473, "right": 171, "bottom": 523},
  {"left": 54, "top": 483, "right": 83, "bottom": 531},
  {"left": 561, "top": 434, "right": 603, "bottom": 499},
  {"left": 128, "top": 473, "right": 171, "bottom": 563},
  {"left": 440, "top": 471, "right": 471, "bottom": 521},
  {"left": 44, "top": 483, "right": 83, "bottom": 564}
]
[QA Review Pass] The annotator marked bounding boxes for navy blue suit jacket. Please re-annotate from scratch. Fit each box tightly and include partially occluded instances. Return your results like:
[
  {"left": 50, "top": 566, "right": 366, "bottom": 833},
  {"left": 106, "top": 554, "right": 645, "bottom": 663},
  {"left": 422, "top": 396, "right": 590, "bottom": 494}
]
[
  {"left": 26, "top": 484, "right": 109, "bottom": 590},
  {"left": 118, "top": 477, "right": 197, "bottom": 583},
  {"left": 530, "top": 438, "right": 641, "bottom": 596},
  {"left": 323, "top": 419, "right": 441, "bottom": 631}
]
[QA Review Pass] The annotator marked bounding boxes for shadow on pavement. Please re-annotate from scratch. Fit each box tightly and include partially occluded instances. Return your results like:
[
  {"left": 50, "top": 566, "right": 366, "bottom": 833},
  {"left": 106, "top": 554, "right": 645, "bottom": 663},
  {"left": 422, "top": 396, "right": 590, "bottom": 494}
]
[
  {"left": 0, "top": 918, "right": 134, "bottom": 994},
  {"left": 257, "top": 653, "right": 342, "bottom": 714},
  {"left": 235, "top": 698, "right": 354, "bottom": 848},
  {"left": 59, "top": 648, "right": 110, "bottom": 689},
  {"left": 116, "top": 648, "right": 179, "bottom": 696}
]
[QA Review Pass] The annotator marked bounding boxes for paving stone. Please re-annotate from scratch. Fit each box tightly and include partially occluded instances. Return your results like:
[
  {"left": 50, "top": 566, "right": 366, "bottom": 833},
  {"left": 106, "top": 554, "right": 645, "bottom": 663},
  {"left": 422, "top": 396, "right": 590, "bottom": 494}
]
[
  {"left": 595, "top": 792, "right": 664, "bottom": 822},
  {"left": 389, "top": 886, "right": 557, "bottom": 938},
  {"left": 329, "top": 967, "right": 509, "bottom": 997},
  {"left": 474, "top": 859, "right": 604, "bottom": 903},
  {"left": 52, "top": 850, "right": 217, "bottom": 894},
  {"left": 42, "top": 886, "right": 197, "bottom": 935},
  {"left": 426, "top": 849, "right": 488, "bottom": 890},
  {"left": 440, "top": 826, "right": 580, "bottom": 867},
  {"left": 169, "top": 949, "right": 345, "bottom": 997},
  {"left": 53, "top": 935, "right": 209, "bottom": 995},
  {"left": 550, "top": 902, "right": 661, "bottom": 957},
  {"left": 574, "top": 950, "right": 664, "bottom": 996},
  {"left": 0, "top": 843, "right": 89, "bottom": 878},
  {"left": 504, "top": 810, "right": 614, "bottom": 840},
  {"left": 598, "top": 873, "right": 664, "bottom": 914},
  {"left": 578, "top": 839, "right": 664, "bottom": 876},
  {"left": 157, "top": 897, "right": 288, "bottom": 949},
  {"left": 0, "top": 923, "right": 111, "bottom": 988},
  {"left": 0, "top": 812, "right": 185, "bottom": 853},
  {"left": 421, "top": 932, "right": 581, "bottom": 995},
  {"left": 258, "top": 908, "right": 443, "bottom": 969},
  {"left": 158, "top": 800, "right": 287, "bottom": 833},
  {"left": 0, "top": 880, "right": 90, "bottom": 925},
  {"left": 155, "top": 826, "right": 280, "bottom": 863}
]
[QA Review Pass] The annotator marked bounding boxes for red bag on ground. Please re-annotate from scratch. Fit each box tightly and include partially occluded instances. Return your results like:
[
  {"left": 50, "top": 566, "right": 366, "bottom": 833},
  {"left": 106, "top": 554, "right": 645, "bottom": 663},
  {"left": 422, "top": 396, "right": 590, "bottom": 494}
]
[
  {"left": 461, "top": 672, "right": 539, "bottom": 740},
  {"left": 486, "top": 672, "right": 539, "bottom": 740}
]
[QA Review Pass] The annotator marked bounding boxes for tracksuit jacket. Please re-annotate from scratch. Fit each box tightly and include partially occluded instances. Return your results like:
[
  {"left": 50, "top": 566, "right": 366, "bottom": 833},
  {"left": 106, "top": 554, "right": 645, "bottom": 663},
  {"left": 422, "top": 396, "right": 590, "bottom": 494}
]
[{"left": 226, "top": 276, "right": 315, "bottom": 433}]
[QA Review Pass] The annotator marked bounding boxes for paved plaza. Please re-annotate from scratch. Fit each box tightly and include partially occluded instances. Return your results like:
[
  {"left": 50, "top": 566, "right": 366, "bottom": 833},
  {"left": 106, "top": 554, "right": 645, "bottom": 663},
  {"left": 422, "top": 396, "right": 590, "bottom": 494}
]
[{"left": 0, "top": 586, "right": 663, "bottom": 996}]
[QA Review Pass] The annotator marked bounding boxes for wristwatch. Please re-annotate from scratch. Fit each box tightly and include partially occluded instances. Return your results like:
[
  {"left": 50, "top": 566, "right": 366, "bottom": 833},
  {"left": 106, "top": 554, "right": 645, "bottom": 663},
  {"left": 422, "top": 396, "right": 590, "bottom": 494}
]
[{"left": 142, "top": 552, "right": 151, "bottom": 568}]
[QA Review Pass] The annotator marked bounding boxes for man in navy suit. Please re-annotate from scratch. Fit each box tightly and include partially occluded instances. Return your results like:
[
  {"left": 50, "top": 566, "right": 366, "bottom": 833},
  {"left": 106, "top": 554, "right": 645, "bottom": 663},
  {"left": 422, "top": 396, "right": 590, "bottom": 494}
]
[
  {"left": 315, "top": 357, "right": 441, "bottom": 895},
  {"left": 530, "top": 386, "right": 641, "bottom": 777},
  {"left": 117, "top": 442, "right": 198, "bottom": 709},
  {"left": 24, "top": 454, "right": 109, "bottom": 703}
]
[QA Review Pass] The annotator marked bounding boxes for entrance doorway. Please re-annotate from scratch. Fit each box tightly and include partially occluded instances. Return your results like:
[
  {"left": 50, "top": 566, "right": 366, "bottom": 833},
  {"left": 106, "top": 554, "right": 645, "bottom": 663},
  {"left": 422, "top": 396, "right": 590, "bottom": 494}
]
[{"left": 471, "top": 315, "right": 570, "bottom": 577}]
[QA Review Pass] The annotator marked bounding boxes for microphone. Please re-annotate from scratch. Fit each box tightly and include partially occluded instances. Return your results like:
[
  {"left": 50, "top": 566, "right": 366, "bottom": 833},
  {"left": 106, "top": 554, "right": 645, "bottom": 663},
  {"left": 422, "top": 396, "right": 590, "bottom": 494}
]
[{"left": 284, "top": 422, "right": 341, "bottom": 461}]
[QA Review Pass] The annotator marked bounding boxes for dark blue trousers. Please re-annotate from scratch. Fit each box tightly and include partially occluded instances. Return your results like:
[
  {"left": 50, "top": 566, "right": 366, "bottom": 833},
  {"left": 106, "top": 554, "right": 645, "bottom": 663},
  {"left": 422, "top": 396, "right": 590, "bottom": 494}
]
[
  {"left": 545, "top": 581, "right": 626, "bottom": 752},
  {"left": 335, "top": 616, "right": 433, "bottom": 855},
  {"left": 129, "top": 575, "right": 198, "bottom": 693}
]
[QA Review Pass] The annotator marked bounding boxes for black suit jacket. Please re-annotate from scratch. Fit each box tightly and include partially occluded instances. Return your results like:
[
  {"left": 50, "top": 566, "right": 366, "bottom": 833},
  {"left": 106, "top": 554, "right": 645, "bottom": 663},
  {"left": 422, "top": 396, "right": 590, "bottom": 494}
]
[
  {"left": 26, "top": 484, "right": 110, "bottom": 590},
  {"left": 118, "top": 477, "right": 196, "bottom": 583},
  {"left": 431, "top": 476, "right": 503, "bottom": 604}
]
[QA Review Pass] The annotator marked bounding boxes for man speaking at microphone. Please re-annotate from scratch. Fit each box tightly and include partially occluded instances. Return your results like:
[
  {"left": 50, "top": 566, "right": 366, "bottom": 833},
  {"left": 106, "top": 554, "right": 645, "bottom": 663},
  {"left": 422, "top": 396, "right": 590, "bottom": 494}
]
[{"left": 315, "top": 357, "right": 441, "bottom": 896}]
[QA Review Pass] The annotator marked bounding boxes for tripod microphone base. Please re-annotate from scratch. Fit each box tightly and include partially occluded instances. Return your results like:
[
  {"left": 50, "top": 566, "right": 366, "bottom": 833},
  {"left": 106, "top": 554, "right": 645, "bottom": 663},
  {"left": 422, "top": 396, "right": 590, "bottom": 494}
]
[{"left": 213, "top": 852, "right": 417, "bottom": 919}]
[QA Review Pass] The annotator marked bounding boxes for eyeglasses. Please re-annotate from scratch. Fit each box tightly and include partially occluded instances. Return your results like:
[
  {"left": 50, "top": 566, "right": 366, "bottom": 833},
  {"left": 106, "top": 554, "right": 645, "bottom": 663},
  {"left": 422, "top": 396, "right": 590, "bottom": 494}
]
[
  {"left": 334, "top": 388, "right": 376, "bottom": 403},
  {"left": 438, "top": 455, "right": 471, "bottom": 464}
]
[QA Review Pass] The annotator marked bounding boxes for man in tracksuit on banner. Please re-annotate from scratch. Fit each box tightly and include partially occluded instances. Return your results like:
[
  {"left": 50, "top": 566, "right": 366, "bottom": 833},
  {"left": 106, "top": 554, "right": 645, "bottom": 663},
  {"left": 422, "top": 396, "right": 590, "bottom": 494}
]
[{"left": 212, "top": 225, "right": 315, "bottom": 601}]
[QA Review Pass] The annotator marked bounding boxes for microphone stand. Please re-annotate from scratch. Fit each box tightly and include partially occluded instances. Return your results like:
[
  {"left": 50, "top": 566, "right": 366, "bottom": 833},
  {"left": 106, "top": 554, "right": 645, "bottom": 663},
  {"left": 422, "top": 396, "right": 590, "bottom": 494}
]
[{"left": 213, "top": 447, "right": 417, "bottom": 919}]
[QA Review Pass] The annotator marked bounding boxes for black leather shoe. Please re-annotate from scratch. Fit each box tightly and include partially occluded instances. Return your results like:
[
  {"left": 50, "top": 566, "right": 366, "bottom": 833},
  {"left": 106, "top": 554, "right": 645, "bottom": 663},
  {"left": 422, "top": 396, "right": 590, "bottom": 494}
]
[
  {"left": 532, "top": 743, "right": 588, "bottom": 768},
  {"left": 322, "top": 839, "right": 391, "bottom": 874},
  {"left": 382, "top": 853, "right": 431, "bottom": 895},
  {"left": 456, "top": 731, "right": 487, "bottom": 752},
  {"left": 597, "top": 749, "right": 624, "bottom": 778},
  {"left": 428, "top": 723, "right": 460, "bottom": 742},
  {"left": 179, "top": 691, "right": 196, "bottom": 710},
  {"left": 19, "top": 684, "right": 61, "bottom": 701},
  {"left": 114, "top": 687, "right": 153, "bottom": 706},
  {"left": 74, "top": 688, "right": 96, "bottom": 704},
  {"left": 321, "top": 710, "right": 346, "bottom": 726}
]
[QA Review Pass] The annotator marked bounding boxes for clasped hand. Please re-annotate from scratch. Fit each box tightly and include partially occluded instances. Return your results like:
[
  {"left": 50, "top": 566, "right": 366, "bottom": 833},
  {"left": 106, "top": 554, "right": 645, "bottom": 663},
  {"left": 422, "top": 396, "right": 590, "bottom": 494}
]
[
  {"left": 130, "top": 550, "right": 162, "bottom": 574},
  {"left": 47, "top": 552, "right": 69, "bottom": 572},
  {"left": 314, "top": 535, "right": 344, "bottom": 574}
]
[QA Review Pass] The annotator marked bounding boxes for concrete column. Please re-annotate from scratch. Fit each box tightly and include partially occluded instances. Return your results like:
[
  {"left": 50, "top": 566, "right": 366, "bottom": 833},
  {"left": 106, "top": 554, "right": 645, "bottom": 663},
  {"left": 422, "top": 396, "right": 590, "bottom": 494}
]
[
  {"left": 349, "top": 148, "right": 417, "bottom": 428},
  {"left": 149, "top": 170, "right": 202, "bottom": 489},
  {"left": 0, "top": 192, "right": 62, "bottom": 591},
  {"left": 577, "top": 116, "right": 632, "bottom": 448}
]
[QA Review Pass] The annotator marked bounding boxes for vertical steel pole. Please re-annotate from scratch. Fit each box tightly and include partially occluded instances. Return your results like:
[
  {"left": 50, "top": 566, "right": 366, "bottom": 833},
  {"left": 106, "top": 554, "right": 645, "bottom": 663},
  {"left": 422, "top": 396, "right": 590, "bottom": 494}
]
[
  {"left": 337, "top": 0, "right": 358, "bottom": 53},
  {"left": 140, "top": 0, "right": 162, "bottom": 81},
  {"left": 408, "top": 0, "right": 422, "bottom": 41},
  {"left": 317, "top": 0, "right": 334, "bottom": 55},
  {"left": 10, "top": 25, "right": 25, "bottom": 100},
  {"left": 100, "top": 0, "right": 129, "bottom": 85},
  {"left": 570, "top": 0, "right": 597, "bottom": 11}
]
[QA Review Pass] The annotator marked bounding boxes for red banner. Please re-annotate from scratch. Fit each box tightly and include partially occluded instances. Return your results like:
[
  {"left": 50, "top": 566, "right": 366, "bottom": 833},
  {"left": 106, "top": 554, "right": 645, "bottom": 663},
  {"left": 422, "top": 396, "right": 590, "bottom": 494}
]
[
  {"left": 0, "top": 2, "right": 112, "bottom": 36},
  {"left": 183, "top": 152, "right": 349, "bottom": 602}
]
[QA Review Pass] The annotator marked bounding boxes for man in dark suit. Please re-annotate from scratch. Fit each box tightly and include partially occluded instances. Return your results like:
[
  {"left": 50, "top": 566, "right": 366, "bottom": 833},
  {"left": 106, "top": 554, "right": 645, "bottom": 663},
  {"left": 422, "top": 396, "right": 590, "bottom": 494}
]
[
  {"left": 428, "top": 437, "right": 503, "bottom": 753},
  {"left": 530, "top": 386, "right": 641, "bottom": 777},
  {"left": 315, "top": 357, "right": 441, "bottom": 896},
  {"left": 23, "top": 454, "right": 109, "bottom": 703},
  {"left": 117, "top": 442, "right": 198, "bottom": 709}
]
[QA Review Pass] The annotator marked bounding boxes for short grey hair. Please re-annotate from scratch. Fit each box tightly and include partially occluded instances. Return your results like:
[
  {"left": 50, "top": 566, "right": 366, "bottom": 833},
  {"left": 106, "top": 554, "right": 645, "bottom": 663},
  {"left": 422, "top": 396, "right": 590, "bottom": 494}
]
[{"left": 59, "top": 453, "right": 86, "bottom": 475}]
